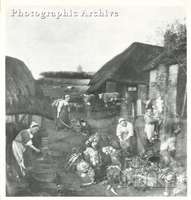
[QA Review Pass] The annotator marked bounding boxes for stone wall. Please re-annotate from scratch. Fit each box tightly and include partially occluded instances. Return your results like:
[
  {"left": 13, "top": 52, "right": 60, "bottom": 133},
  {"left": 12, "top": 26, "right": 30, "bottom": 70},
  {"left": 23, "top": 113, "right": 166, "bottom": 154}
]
[
  {"left": 149, "top": 64, "right": 180, "bottom": 117},
  {"left": 149, "top": 64, "right": 167, "bottom": 99}
]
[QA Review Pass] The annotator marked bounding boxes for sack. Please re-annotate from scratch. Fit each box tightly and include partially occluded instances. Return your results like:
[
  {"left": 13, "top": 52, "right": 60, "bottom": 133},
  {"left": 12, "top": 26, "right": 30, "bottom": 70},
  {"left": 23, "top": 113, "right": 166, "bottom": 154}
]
[
  {"left": 65, "top": 153, "right": 81, "bottom": 171},
  {"left": 51, "top": 99, "right": 61, "bottom": 107}
]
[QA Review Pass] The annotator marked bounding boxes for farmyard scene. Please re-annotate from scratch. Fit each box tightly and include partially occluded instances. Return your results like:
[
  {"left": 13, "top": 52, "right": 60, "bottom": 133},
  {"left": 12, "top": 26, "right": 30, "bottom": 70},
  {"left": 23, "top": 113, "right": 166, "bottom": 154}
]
[{"left": 4, "top": 3, "right": 187, "bottom": 198}]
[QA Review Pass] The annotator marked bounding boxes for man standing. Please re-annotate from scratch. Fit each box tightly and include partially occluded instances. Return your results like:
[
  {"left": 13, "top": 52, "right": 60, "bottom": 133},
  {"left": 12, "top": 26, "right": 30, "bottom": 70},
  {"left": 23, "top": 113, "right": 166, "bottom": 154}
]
[{"left": 116, "top": 118, "right": 134, "bottom": 155}]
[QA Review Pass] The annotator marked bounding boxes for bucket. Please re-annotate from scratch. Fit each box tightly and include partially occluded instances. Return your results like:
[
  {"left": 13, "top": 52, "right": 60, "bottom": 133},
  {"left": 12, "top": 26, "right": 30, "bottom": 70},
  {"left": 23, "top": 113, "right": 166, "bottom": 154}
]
[
  {"left": 48, "top": 150, "right": 68, "bottom": 162},
  {"left": 36, "top": 151, "right": 44, "bottom": 160},
  {"left": 32, "top": 159, "right": 58, "bottom": 182},
  {"left": 47, "top": 150, "right": 69, "bottom": 168}
]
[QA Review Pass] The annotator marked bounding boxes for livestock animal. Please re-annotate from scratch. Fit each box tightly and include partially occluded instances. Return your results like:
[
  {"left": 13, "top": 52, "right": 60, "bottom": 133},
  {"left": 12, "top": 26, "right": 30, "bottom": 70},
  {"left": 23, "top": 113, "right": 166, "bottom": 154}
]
[
  {"left": 76, "top": 104, "right": 85, "bottom": 112},
  {"left": 73, "top": 97, "right": 85, "bottom": 112},
  {"left": 99, "top": 92, "right": 120, "bottom": 108},
  {"left": 67, "top": 85, "right": 75, "bottom": 90},
  {"left": 82, "top": 94, "right": 95, "bottom": 110},
  {"left": 69, "top": 102, "right": 78, "bottom": 112}
]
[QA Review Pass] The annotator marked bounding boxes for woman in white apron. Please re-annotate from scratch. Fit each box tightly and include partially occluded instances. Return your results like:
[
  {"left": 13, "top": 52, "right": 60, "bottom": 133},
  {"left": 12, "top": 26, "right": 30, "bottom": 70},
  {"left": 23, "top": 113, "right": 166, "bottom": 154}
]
[{"left": 12, "top": 121, "right": 40, "bottom": 178}]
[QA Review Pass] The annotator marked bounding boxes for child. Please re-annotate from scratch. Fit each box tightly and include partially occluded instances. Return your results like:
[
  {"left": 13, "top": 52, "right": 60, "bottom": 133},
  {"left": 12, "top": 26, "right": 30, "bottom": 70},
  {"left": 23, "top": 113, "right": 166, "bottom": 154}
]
[{"left": 161, "top": 126, "right": 181, "bottom": 159}]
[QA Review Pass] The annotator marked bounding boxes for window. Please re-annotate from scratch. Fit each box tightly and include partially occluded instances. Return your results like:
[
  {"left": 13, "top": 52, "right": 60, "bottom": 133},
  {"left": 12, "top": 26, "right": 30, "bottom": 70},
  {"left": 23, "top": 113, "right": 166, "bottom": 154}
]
[{"left": 128, "top": 87, "right": 137, "bottom": 91}]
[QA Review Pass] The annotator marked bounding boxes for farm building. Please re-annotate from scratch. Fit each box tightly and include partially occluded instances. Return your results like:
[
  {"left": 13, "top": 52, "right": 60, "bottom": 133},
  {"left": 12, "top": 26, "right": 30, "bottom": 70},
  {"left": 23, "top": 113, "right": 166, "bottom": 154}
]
[
  {"left": 6, "top": 56, "right": 54, "bottom": 145},
  {"left": 143, "top": 52, "right": 187, "bottom": 118},
  {"left": 87, "top": 42, "right": 164, "bottom": 115}
]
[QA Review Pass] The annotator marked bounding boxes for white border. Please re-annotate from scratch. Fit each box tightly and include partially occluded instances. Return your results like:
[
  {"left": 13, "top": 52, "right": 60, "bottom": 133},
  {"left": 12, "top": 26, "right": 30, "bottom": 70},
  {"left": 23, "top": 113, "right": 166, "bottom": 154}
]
[{"left": 1, "top": 0, "right": 190, "bottom": 199}]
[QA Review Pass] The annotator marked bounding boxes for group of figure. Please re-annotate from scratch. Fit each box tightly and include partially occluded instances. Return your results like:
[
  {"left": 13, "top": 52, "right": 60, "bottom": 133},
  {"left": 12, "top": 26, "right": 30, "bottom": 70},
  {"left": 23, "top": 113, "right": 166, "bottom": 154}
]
[
  {"left": 7, "top": 91, "right": 180, "bottom": 190},
  {"left": 51, "top": 92, "right": 170, "bottom": 157},
  {"left": 51, "top": 91, "right": 135, "bottom": 132},
  {"left": 64, "top": 115, "right": 137, "bottom": 187},
  {"left": 144, "top": 106, "right": 161, "bottom": 143}
]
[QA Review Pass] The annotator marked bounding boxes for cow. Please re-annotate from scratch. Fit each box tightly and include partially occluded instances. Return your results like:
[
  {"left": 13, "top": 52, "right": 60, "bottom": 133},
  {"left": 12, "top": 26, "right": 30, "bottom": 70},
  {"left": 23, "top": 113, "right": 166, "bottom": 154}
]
[
  {"left": 76, "top": 104, "right": 85, "bottom": 112},
  {"left": 69, "top": 102, "right": 78, "bottom": 112},
  {"left": 99, "top": 92, "right": 120, "bottom": 108},
  {"left": 67, "top": 85, "right": 75, "bottom": 90},
  {"left": 82, "top": 94, "right": 95, "bottom": 111}
]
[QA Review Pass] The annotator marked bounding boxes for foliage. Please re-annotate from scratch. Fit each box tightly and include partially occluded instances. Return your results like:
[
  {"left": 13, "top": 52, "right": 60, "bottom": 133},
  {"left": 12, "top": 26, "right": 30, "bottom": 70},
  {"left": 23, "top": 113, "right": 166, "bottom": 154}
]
[
  {"left": 155, "top": 71, "right": 166, "bottom": 91},
  {"left": 163, "top": 19, "right": 187, "bottom": 73},
  {"left": 39, "top": 71, "right": 95, "bottom": 79}
]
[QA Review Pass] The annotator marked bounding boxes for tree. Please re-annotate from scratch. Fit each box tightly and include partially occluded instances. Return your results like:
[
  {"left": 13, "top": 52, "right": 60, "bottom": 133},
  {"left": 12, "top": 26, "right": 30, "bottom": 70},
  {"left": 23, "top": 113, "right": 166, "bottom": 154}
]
[
  {"left": 163, "top": 20, "right": 187, "bottom": 118},
  {"left": 163, "top": 20, "right": 187, "bottom": 74}
]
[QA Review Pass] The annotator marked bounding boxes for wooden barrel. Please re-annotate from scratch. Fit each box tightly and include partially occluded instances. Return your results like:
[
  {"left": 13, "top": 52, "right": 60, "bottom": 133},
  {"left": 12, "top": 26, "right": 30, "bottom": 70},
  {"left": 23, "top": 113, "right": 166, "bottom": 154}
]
[
  {"left": 41, "top": 137, "right": 49, "bottom": 150},
  {"left": 32, "top": 159, "right": 58, "bottom": 182}
]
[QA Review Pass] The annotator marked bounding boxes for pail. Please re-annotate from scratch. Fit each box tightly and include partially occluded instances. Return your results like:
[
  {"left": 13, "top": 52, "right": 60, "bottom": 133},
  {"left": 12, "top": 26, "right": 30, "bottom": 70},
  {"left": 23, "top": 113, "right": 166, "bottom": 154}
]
[{"left": 36, "top": 151, "right": 44, "bottom": 159}]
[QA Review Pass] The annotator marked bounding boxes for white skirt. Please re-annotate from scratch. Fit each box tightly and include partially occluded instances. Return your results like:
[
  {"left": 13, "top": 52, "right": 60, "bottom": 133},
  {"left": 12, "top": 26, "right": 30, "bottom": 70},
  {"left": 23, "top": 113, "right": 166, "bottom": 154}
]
[
  {"left": 12, "top": 140, "right": 26, "bottom": 176},
  {"left": 144, "top": 124, "right": 155, "bottom": 140}
]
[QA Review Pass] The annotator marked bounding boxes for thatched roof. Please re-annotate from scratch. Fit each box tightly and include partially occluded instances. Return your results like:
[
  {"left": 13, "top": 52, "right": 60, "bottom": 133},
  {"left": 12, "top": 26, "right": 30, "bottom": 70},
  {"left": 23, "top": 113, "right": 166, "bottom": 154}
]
[
  {"left": 6, "top": 56, "right": 54, "bottom": 120},
  {"left": 87, "top": 42, "right": 164, "bottom": 93},
  {"left": 143, "top": 52, "right": 165, "bottom": 71},
  {"left": 143, "top": 51, "right": 180, "bottom": 71}
]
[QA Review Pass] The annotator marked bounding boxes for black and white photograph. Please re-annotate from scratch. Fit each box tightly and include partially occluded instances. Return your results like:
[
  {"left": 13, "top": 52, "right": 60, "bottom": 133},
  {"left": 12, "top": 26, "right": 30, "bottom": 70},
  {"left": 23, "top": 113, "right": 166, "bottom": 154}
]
[{"left": 2, "top": 0, "right": 189, "bottom": 198}]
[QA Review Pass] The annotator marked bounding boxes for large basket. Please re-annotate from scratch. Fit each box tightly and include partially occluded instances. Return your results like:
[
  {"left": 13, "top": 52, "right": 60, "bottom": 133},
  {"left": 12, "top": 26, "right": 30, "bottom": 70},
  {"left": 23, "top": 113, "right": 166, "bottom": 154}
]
[{"left": 32, "top": 159, "right": 58, "bottom": 182}]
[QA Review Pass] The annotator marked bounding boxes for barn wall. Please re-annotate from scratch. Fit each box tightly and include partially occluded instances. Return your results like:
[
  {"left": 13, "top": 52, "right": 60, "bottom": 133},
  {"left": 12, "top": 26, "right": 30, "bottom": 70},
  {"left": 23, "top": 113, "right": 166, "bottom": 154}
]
[
  {"left": 148, "top": 64, "right": 181, "bottom": 117},
  {"left": 149, "top": 64, "right": 167, "bottom": 99},
  {"left": 6, "top": 116, "right": 14, "bottom": 123},
  {"left": 166, "top": 64, "right": 179, "bottom": 116},
  {"left": 117, "top": 83, "right": 126, "bottom": 97},
  {"left": 137, "top": 99, "right": 145, "bottom": 116},
  {"left": 137, "top": 84, "right": 147, "bottom": 101},
  {"left": 6, "top": 115, "right": 43, "bottom": 126},
  {"left": 106, "top": 81, "right": 117, "bottom": 92}
]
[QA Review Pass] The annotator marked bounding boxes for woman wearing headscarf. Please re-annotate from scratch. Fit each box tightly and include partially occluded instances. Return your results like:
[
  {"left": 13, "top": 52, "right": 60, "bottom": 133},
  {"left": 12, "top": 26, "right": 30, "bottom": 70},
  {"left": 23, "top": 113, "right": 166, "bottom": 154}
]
[
  {"left": 116, "top": 118, "right": 134, "bottom": 157},
  {"left": 55, "top": 94, "right": 71, "bottom": 131},
  {"left": 12, "top": 121, "right": 40, "bottom": 178}
]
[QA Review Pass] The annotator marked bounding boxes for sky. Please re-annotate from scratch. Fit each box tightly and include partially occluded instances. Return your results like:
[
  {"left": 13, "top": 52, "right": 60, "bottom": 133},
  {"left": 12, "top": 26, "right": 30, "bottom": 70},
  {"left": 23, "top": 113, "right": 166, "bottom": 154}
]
[{"left": 5, "top": 5, "right": 186, "bottom": 79}]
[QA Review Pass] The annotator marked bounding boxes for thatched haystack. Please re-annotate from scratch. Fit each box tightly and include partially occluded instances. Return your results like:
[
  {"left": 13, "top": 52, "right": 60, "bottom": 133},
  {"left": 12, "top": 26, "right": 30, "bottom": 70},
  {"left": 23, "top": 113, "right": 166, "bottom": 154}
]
[
  {"left": 6, "top": 56, "right": 54, "bottom": 120},
  {"left": 87, "top": 42, "right": 164, "bottom": 93}
]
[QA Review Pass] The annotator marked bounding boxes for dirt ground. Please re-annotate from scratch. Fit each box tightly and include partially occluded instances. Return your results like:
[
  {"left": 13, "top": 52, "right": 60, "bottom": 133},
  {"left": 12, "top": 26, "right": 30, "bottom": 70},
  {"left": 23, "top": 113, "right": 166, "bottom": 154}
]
[
  {"left": 6, "top": 81, "right": 187, "bottom": 197},
  {"left": 9, "top": 107, "right": 185, "bottom": 197}
]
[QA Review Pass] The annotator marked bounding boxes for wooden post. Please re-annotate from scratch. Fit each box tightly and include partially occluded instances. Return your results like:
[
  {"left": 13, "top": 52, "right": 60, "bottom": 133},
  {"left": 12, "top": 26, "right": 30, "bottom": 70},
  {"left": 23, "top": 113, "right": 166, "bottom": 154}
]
[
  {"left": 41, "top": 117, "right": 45, "bottom": 130},
  {"left": 19, "top": 114, "right": 27, "bottom": 123},
  {"left": 181, "top": 83, "right": 187, "bottom": 118},
  {"left": 28, "top": 115, "right": 32, "bottom": 126},
  {"left": 15, "top": 114, "right": 19, "bottom": 123}
]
